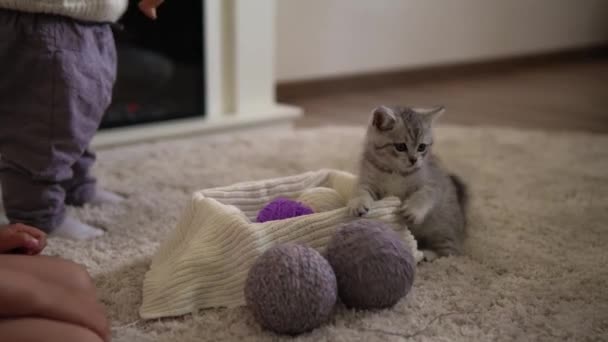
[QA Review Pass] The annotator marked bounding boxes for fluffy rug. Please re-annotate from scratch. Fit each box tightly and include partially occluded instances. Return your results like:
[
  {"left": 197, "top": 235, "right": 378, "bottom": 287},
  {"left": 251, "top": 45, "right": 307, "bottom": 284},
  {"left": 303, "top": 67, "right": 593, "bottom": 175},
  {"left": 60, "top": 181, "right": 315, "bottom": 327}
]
[{"left": 37, "top": 124, "right": 607, "bottom": 341}]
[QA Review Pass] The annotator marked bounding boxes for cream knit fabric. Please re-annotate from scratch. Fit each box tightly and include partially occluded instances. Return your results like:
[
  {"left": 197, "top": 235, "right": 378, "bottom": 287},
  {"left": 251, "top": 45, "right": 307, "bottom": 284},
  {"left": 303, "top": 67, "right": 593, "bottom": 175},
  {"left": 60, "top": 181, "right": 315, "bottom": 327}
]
[
  {"left": 0, "top": 0, "right": 128, "bottom": 22},
  {"left": 297, "top": 187, "right": 346, "bottom": 212},
  {"left": 140, "top": 169, "right": 423, "bottom": 319}
]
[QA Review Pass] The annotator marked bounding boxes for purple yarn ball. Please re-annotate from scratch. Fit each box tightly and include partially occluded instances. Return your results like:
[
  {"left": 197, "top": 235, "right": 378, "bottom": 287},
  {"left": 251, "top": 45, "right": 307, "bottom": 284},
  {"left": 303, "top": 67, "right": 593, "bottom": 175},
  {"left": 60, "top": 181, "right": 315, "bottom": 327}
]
[
  {"left": 326, "top": 219, "right": 416, "bottom": 310},
  {"left": 245, "top": 244, "right": 338, "bottom": 335},
  {"left": 256, "top": 197, "right": 314, "bottom": 223}
]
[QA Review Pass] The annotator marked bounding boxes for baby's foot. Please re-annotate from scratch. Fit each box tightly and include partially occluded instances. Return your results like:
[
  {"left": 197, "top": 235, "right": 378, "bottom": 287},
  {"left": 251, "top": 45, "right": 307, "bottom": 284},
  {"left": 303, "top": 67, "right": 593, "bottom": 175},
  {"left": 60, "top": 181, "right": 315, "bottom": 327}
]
[
  {"left": 52, "top": 216, "right": 104, "bottom": 240},
  {"left": 89, "top": 189, "right": 125, "bottom": 206}
]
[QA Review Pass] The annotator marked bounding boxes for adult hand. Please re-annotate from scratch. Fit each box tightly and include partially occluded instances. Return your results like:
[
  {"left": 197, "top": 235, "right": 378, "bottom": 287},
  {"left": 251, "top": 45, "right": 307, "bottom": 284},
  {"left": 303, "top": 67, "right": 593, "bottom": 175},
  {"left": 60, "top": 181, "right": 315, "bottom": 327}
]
[
  {"left": 0, "top": 223, "right": 47, "bottom": 255},
  {"left": 0, "top": 267, "right": 111, "bottom": 342}
]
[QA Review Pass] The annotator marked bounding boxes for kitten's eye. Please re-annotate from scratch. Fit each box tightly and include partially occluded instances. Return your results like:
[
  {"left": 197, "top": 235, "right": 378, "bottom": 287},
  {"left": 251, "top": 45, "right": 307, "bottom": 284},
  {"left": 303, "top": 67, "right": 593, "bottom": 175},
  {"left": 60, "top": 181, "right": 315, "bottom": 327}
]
[
  {"left": 394, "top": 143, "right": 408, "bottom": 152},
  {"left": 417, "top": 144, "right": 427, "bottom": 152}
]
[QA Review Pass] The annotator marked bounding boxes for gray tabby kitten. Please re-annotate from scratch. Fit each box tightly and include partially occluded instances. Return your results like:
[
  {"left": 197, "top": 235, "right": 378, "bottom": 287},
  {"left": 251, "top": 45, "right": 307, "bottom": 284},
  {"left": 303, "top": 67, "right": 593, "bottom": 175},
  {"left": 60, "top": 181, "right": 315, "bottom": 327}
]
[{"left": 348, "top": 105, "right": 468, "bottom": 260}]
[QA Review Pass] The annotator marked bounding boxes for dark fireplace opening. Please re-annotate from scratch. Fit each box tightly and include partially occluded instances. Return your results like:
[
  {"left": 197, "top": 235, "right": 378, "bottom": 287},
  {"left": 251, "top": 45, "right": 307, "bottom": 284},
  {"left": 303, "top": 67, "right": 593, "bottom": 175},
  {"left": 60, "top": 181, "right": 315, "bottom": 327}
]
[{"left": 101, "top": 0, "right": 205, "bottom": 129}]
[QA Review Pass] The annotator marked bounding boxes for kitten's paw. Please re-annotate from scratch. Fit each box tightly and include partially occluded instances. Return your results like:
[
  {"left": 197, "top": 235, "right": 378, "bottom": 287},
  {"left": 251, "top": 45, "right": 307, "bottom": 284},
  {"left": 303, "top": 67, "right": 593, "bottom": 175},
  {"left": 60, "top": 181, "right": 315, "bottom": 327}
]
[
  {"left": 347, "top": 197, "right": 372, "bottom": 217},
  {"left": 422, "top": 250, "right": 439, "bottom": 262},
  {"left": 399, "top": 200, "right": 429, "bottom": 225}
]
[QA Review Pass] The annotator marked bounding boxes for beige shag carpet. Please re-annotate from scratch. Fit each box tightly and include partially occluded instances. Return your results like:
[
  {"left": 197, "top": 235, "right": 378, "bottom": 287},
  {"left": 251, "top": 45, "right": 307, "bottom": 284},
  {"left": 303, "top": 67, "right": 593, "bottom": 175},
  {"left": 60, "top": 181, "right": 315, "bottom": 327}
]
[{"left": 39, "top": 124, "right": 607, "bottom": 341}]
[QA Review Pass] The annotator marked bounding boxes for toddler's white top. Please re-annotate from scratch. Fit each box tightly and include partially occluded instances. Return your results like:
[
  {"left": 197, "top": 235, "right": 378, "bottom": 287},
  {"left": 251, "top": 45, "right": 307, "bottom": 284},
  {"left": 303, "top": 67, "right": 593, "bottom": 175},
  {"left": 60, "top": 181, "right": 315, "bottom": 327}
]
[{"left": 0, "top": 0, "right": 128, "bottom": 22}]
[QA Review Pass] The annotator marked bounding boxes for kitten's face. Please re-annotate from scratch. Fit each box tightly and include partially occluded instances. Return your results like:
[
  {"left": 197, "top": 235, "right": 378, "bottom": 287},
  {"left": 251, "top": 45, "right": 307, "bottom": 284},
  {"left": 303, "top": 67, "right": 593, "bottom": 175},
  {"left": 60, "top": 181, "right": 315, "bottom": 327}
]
[{"left": 366, "top": 105, "right": 444, "bottom": 172}]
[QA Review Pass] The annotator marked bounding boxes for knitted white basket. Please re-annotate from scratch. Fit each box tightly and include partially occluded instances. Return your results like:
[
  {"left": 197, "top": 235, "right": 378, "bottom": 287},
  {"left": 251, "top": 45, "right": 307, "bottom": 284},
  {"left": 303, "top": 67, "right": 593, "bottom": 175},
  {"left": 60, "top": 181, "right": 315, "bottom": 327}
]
[{"left": 140, "top": 169, "right": 422, "bottom": 319}]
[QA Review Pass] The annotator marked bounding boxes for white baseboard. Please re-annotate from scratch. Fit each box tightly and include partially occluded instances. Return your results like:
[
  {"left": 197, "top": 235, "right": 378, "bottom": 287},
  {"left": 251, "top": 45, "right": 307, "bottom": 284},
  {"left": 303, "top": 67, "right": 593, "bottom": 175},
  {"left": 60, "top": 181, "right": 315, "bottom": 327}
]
[{"left": 92, "top": 104, "right": 302, "bottom": 149}]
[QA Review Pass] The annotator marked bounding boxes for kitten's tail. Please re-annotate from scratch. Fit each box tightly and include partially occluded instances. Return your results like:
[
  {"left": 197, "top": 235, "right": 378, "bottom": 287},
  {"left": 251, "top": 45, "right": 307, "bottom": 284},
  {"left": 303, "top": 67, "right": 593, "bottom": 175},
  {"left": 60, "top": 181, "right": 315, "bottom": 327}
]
[{"left": 449, "top": 174, "right": 469, "bottom": 214}]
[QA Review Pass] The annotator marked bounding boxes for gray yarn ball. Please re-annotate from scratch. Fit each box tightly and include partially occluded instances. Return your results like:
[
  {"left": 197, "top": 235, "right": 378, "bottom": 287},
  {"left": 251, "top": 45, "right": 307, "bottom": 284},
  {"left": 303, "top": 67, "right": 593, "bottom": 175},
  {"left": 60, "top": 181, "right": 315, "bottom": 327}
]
[
  {"left": 244, "top": 243, "right": 337, "bottom": 335},
  {"left": 326, "top": 219, "right": 415, "bottom": 310}
]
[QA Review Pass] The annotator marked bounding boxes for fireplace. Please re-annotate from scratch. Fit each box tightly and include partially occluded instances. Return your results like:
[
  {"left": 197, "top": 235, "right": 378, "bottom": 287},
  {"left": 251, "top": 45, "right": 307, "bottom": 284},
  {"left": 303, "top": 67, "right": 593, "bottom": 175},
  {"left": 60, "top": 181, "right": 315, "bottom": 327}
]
[
  {"left": 93, "top": 0, "right": 301, "bottom": 148},
  {"left": 102, "top": 0, "right": 205, "bottom": 129}
]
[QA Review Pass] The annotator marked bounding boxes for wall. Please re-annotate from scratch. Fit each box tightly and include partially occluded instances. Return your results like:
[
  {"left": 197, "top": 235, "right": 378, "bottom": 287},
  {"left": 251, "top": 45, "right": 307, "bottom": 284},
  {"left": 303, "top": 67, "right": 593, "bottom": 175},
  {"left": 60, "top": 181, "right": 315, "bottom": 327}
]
[{"left": 276, "top": 0, "right": 608, "bottom": 82}]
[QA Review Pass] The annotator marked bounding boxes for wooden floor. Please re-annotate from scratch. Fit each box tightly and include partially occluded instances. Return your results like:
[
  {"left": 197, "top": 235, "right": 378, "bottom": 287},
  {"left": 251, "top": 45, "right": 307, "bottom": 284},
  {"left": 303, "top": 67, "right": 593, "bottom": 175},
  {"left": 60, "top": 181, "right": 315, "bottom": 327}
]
[{"left": 281, "top": 58, "right": 608, "bottom": 133}]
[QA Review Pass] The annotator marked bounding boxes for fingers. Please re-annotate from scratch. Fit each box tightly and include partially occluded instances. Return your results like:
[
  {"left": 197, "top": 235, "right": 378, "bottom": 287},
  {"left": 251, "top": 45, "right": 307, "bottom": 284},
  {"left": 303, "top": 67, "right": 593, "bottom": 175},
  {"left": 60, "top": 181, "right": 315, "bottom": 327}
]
[
  {"left": 139, "top": 0, "right": 165, "bottom": 20},
  {"left": 71, "top": 293, "right": 111, "bottom": 342},
  {"left": 0, "top": 318, "right": 107, "bottom": 342},
  {"left": 37, "top": 279, "right": 111, "bottom": 342},
  {"left": 27, "top": 233, "right": 46, "bottom": 255},
  {"left": 140, "top": 7, "right": 157, "bottom": 20},
  {"left": 0, "top": 224, "right": 47, "bottom": 254},
  {"left": 0, "top": 258, "right": 109, "bottom": 341},
  {"left": 0, "top": 229, "right": 39, "bottom": 254},
  {"left": 0, "top": 255, "right": 96, "bottom": 294},
  {"left": 13, "top": 224, "right": 47, "bottom": 254},
  {"left": 13, "top": 223, "right": 46, "bottom": 240}
]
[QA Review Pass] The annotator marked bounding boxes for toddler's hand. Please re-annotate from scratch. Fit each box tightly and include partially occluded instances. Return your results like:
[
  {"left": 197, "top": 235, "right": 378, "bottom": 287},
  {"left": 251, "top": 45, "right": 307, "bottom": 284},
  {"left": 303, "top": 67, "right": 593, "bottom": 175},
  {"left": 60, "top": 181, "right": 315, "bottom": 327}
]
[
  {"left": 139, "top": 0, "right": 165, "bottom": 20},
  {"left": 0, "top": 223, "right": 47, "bottom": 255}
]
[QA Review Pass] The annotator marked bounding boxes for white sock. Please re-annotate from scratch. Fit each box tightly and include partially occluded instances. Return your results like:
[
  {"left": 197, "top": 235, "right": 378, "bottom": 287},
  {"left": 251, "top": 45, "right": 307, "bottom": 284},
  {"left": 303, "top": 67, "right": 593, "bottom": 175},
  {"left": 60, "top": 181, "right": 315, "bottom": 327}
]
[
  {"left": 89, "top": 189, "right": 125, "bottom": 206},
  {"left": 52, "top": 216, "right": 104, "bottom": 240}
]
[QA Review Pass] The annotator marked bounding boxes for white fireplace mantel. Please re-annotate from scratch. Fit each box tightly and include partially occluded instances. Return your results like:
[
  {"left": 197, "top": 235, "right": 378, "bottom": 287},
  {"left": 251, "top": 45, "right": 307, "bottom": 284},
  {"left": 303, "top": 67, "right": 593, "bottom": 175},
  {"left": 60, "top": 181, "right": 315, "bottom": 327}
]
[{"left": 93, "top": 0, "right": 301, "bottom": 148}]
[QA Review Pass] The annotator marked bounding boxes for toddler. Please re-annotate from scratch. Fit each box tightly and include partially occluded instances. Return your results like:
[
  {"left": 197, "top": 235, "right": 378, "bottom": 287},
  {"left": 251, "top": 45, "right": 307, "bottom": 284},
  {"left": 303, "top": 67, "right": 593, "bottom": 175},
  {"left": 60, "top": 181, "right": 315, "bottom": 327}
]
[{"left": 0, "top": 0, "right": 164, "bottom": 240}]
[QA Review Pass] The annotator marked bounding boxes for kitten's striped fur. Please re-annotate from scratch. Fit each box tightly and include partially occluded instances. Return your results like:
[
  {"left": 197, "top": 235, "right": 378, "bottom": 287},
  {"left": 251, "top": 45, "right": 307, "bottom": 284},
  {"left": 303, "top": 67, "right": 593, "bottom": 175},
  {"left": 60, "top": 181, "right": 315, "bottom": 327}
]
[{"left": 348, "top": 105, "right": 468, "bottom": 260}]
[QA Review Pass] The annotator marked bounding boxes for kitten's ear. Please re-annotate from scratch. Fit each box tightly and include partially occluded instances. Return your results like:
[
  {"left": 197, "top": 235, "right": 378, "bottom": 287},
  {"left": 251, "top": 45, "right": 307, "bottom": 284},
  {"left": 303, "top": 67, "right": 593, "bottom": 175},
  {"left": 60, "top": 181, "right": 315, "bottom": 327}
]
[
  {"left": 371, "top": 106, "right": 396, "bottom": 131},
  {"left": 414, "top": 106, "right": 445, "bottom": 123}
]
